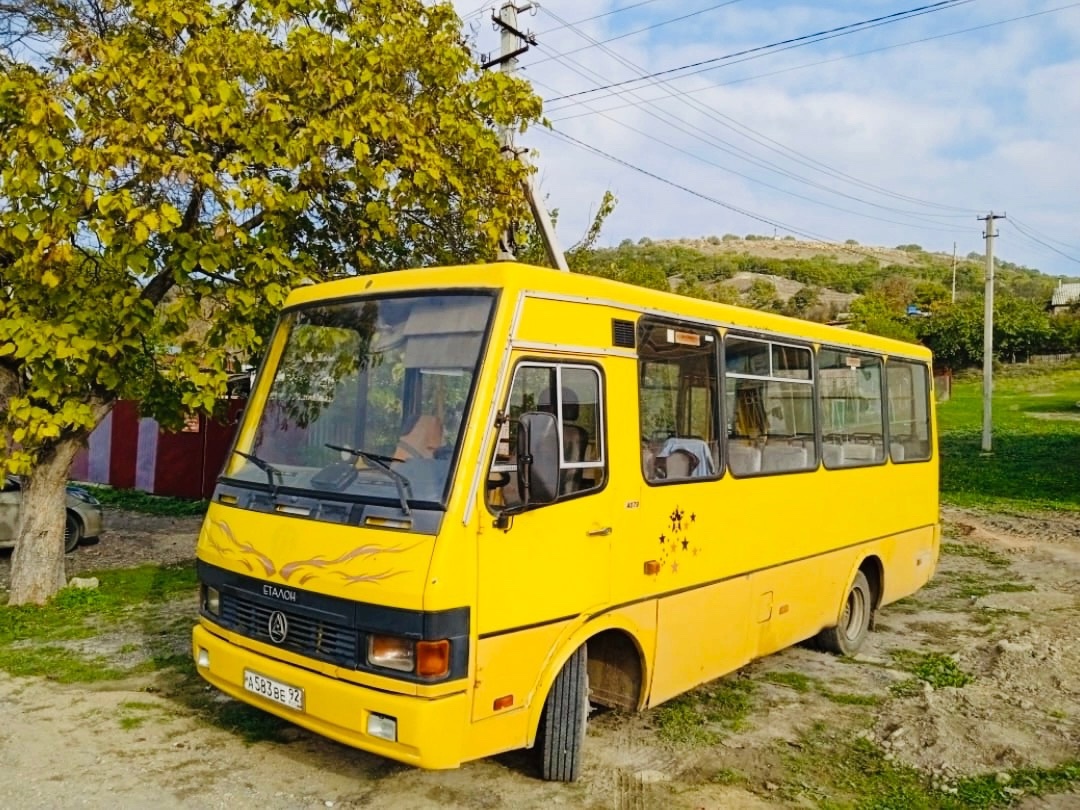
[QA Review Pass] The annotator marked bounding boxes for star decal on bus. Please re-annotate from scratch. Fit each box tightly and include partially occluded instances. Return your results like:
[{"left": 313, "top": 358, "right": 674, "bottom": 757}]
[{"left": 655, "top": 505, "right": 700, "bottom": 577}]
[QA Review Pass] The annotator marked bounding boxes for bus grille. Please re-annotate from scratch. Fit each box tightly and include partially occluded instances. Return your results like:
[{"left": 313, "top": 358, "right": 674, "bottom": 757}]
[{"left": 218, "top": 593, "right": 359, "bottom": 668}]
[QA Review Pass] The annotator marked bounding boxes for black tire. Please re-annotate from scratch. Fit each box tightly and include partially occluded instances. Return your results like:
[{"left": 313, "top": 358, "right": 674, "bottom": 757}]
[
  {"left": 64, "top": 511, "right": 83, "bottom": 554},
  {"left": 539, "top": 644, "right": 588, "bottom": 782},
  {"left": 816, "top": 570, "right": 872, "bottom": 656}
]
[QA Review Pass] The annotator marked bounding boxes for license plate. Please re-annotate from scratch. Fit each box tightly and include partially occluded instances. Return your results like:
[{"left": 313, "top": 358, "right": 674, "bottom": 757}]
[{"left": 243, "top": 669, "right": 304, "bottom": 712}]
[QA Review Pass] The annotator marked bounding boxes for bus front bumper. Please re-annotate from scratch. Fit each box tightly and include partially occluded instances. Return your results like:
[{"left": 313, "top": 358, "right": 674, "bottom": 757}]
[{"left": 192, "top": 624, "right": 468, "bottom": 770}]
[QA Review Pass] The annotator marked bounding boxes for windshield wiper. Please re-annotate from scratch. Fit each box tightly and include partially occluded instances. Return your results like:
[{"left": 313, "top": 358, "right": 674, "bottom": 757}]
[
  {"left": 234, "top": 450, "right": 284, "bottom": 496},
  {"left": 325, "top": 444, "right": 413, "bottom": 516}
]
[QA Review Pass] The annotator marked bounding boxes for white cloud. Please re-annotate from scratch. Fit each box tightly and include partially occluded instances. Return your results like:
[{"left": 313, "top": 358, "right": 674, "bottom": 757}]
[{"left": 454, "top": 0, "right": 1080, "bottom": 276}]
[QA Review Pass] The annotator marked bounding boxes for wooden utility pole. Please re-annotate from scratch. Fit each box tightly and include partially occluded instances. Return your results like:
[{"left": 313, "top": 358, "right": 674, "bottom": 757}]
[
  {"left": 978, "top": 212, "right": 1005, "bottom": 453},
  {"left": 486, "top": 2, "right": 569, "bottom": 271}
]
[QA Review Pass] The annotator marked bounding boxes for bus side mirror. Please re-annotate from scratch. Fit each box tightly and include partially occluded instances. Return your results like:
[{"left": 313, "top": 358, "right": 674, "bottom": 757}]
[{"left": 516, "top": 411, "right": 560, "bottom": 507}]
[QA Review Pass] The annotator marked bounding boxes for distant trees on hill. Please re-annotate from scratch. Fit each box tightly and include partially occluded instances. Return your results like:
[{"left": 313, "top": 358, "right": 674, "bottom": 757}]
[{"left": 568, "top": 238, "right": 1080, "bottom": 368}]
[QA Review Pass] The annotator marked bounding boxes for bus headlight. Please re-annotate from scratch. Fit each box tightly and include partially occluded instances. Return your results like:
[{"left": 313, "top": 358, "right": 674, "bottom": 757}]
[
  {"left": 367, "top": 636, "right": 451, "bottom": 679},
  {"left": 202, "top": 585, "right": 221, "bottom": 616},
  {"left": 367, "top": 635, "right": 414, "bottom": 672}
]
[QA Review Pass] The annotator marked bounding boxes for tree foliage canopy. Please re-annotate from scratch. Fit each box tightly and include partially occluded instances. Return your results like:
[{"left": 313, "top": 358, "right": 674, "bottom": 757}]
[{"left": 0, "top": 0, "right": 542, "bottom": 475}]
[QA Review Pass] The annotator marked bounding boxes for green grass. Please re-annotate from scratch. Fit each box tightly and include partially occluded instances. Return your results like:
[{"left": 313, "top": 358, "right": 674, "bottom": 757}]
[
  {"left": 0, "top": 563, "right": 197, "bottom": 647},
  {"left": 762, "top": 670, "right": 881, "bottom": 706},
  {"left": 782, "top": 722, "right": 1080, "bottom": 809},
  {"left": 762, "top": 670, "right": 813, "bottom": 692},
  {"left": 653, "top": 675, "right": 755, "bottom": 745},
  {"left": 0, "top": 563, "right": 197, "bottom": 682},
  {"left": 821, "top": 690, "right": 882, "bottom": 706},
  {"left": 0, "top": 559, "right": 290, "bottom": 742},
  {"left": 82, "top": 485, "right": 208, "bottom": 517},
  {"left": 0, "top": 645, "right": 128, "bottom": 682},
  {"left": 938, "top": 364, "right": 1080, "bottom": 512},
  {"left": 940, "top": 542, "right": 1011, "bottom": 568},
  {"left": 940, "top": 571, "right": 1036, "bottom": 601},
  {"left": 890, "top": 651, "right": 972, "bottom": 690}
]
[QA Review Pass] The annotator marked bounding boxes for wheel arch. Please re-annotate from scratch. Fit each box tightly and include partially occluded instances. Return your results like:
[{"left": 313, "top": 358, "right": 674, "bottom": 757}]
[
  {"left": 858, "top": 554, "right": 885, "bottom": 611},
  {"left": 525, "top": 613, "right": 650, "bottom": 748}
]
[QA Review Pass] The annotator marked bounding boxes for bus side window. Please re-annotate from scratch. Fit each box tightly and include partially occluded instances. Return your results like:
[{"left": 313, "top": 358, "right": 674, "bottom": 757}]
[
  {"left": 887, "top": 360, "right": 932, "bottom": 462},
  {"left": 486, "top": 362, "right": 606, "bottom": 508},
  {"left": 725, "top": 336, "right": 816, "bottom": 475},
  {"left": 819, "top": 349, "right": 885, "bottom": 468},
  {"left": 638, "top": 321, "right": 721, "bottom": 482}
]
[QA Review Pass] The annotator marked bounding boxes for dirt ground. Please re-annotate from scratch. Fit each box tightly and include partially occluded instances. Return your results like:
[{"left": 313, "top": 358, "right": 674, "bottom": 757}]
[{"left": 1, "top": 505, "right": 1078, "bottom": 809}]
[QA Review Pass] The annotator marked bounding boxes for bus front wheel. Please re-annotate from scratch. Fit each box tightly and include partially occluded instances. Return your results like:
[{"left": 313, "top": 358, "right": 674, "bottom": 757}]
[
  {"left": 816, "top": 571, "right": 872, "bottom": 656},
  {"left": 538, "top": 643, "right": 588, "bottom": 782}
]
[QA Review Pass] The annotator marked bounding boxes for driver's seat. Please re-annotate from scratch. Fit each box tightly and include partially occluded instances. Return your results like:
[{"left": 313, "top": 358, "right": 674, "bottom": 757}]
[{"left": 396, "top": 415, "right": 443, "bottom": 460}]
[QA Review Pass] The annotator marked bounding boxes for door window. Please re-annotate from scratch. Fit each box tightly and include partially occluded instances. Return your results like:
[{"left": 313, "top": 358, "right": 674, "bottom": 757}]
[{"left": 487, "top": 363, "right": 605, "bottom": 507}]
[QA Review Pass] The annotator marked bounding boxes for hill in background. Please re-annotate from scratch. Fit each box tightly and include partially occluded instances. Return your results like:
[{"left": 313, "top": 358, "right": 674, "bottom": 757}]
[{"left": 572, "top": 233, "right": 1076, "bottom": 323}]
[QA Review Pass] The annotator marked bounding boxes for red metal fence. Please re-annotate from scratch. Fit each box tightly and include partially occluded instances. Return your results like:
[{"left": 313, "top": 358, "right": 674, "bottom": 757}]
[{"left": 70, "top": 399, "right": 246, "bottom": 500}]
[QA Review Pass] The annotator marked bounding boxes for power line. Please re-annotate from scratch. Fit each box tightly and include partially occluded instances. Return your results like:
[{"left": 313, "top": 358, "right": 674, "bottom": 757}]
[
  {"left": 1008, "top": 220, "right": 1080, "bottom": 266},
  {"left": 535, "top": 6, "right": 978, "bottom": 221},
  {"left": 534, "top": 0, "right": 672, "bottom": 36},
  {"left": 550, "top": 3, "right": 1080, "bottom": 124},
  {"left": 530, "top": 67, "right": 964, "bottom": 233},
  {"left": 526, "top": 1, "right": 746, "bottom": 68},
  {"left": 1009, "top": 216, "right": 1080, "bottom": 255},
  {"left": 542, "top": 0, "right": 972, "bottom": 104},
  {"left": 539, "top": 126, "right": 894, "bottom": 262}
]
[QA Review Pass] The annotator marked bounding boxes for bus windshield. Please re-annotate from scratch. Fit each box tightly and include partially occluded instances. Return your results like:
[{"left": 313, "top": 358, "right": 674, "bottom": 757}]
[{"left": 229, "top": 293, "right": 494, "bottom": 507}]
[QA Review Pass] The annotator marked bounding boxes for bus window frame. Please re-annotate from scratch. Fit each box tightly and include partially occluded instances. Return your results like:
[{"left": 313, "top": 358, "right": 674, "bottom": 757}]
[
  {"left": 637, "top": 318, "right": 724, "bottom": 487},
  {"left": 884, "top": 357, "right": 934, "bottom": 465},
  {"left": 724, "top": 331, "right": 818, "bottom": 479},
  {"left": 222, "top": 288, "right": 500, "bottom": 512},
  {"left": 818, "top": 345, "right": 888, "bottom": 471},
  {"left": 485, "top": 358, "right": 609, "bottom": 514}
]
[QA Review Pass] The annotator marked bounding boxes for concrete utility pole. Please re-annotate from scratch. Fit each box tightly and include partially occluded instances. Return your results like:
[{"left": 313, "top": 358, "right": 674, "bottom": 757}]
[
  {"left": 978, "top": 211, "right": 1006, "bottom": 453},
  {"left": 951, "top": 241, "right": 957, "bottom": 303},
  {"left": 485, "top": 2, "right": 569, "bottom": 271}
]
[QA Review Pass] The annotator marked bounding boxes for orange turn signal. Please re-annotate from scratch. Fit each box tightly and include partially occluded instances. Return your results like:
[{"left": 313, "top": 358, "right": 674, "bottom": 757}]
[
  {"left": 644, "top": 560, "right": 661, "bottom": 575},
  {"left": 493, "top": 695, "right": 514, "bottom": 710},
  {"left": 417, "top": 639, "right": 450, "bottom": 679}
]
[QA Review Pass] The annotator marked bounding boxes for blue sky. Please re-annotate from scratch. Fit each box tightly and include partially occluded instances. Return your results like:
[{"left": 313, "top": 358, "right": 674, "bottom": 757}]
[{"left": 454, "top": 0, "right": 1080, "bottom": 280}]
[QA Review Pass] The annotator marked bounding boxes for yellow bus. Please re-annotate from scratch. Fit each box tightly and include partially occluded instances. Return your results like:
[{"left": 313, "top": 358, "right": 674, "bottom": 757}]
[{"left": 192, "top": 262, "right": 938, "bottom": 781}]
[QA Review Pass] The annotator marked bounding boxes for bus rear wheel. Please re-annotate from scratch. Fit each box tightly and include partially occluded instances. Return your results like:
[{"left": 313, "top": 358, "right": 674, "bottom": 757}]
[
  {"left": 816, "top": 571, "right": 872, "bottom": 656},
  {"left": 538, "top": 643, "right": 588, "bottom": 782}
]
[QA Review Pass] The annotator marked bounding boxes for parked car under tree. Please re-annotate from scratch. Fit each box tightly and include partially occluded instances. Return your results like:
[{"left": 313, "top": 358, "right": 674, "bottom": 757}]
[{"left": 0, "top": 476, "right": 103, "bottom": 554}]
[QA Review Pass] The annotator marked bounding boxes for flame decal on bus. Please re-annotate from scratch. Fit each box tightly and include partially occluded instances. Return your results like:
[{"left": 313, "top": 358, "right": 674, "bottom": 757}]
[{"left": 207, "top": 519, "right": 416, "bottom": 587}]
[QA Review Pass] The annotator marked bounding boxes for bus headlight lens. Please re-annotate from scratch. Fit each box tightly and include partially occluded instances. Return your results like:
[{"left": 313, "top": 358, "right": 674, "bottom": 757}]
[
  {"left": 202, "top": 585, "right": 221, "bottom": 616},
  {"left": 367, "top": 635, "right": 414, "bottom": 672}
]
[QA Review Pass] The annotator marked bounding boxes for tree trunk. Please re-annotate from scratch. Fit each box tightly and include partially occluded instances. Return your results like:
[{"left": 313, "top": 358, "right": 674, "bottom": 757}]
[{"left": 8, "top": 437, "right": 84, "bottom": 605}]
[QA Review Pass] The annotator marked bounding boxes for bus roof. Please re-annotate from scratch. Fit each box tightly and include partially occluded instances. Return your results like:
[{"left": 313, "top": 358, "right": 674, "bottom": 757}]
[{"left": 284, "top": 262, "right": 932, "bottom": 361}]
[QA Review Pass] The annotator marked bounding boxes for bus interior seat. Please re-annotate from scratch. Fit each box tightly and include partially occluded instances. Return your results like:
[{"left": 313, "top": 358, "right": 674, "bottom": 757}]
[
  {"left": 728, "top": 441, "right": 762, "bottom": 475},
  {"left": 660, "top": 448, "right": 698, "bottom": 479},
  {"left": 396, "top": 414, "right": 444, "bottom": 459},
  {"left": 761, "top": 443, "right": 808, "bottom": 472},
  {"left": 560, "top": 423, "right": 588, "bottom": 493},
  {"left": 642, "top": 443, "right": 657, "bottom": 480},
  {"left": 890, "top": 442, "right": 906, "bottom": 462},
  {"left": 657, "top": 437, "right": 714, "bottom": 477},
  {"left": 841, "top": 442, "right": 881, "bottom": 464}
]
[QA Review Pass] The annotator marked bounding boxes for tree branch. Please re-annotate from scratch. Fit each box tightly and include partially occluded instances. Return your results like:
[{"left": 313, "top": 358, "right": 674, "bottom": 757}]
[{"left": 142, "top": 182, "right": 204, "bottom": 305}]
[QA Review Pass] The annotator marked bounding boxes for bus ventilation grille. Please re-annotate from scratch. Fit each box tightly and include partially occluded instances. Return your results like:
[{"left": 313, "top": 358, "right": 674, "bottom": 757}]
[
  {"left": 220, "top": 592, "right": 359, "bottom": 668},
  {"left": 612, "top": 319, "right": 636, "bottom": 348}
]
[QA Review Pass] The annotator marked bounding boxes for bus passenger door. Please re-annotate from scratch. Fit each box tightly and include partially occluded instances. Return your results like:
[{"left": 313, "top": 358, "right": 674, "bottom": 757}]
[{"left": 472, "top": 359, "right": 614, "bottom": 722}]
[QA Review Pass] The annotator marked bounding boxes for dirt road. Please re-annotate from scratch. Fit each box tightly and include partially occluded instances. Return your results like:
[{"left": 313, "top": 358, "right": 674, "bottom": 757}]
[{"left": 1, "top": 506, "right": 1078, "bottom": 809}]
